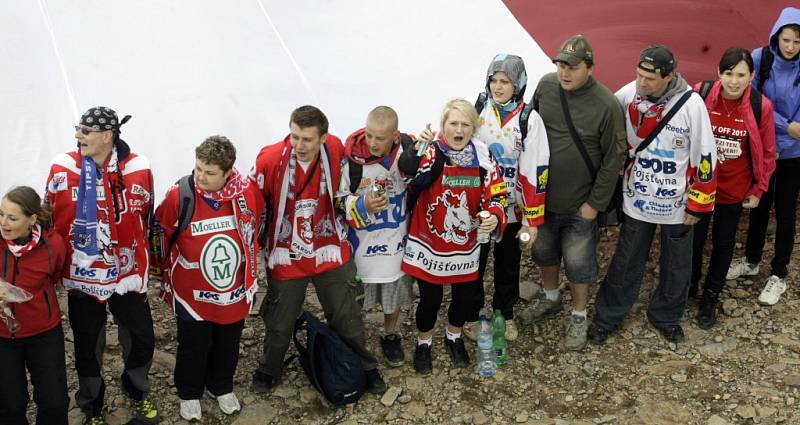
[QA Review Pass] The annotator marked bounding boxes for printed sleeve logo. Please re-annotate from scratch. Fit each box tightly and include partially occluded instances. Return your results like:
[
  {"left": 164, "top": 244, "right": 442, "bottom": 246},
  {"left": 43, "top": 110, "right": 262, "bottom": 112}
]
[
  {"left": 426, "top": 190, "right": 472, "bottom": 245},
  {"left": 536, "top": 166, "right": 548, "bottom": 193},
  {"left": 698, "top": 153, "right": 713, "bottom": 182},
  {"left": 200, "top": 234, "right": 241, "bottom": 290}
]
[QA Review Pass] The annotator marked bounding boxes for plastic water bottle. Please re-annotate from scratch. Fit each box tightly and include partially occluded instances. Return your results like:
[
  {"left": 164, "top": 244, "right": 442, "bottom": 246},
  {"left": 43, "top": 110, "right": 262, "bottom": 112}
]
[
  {"left": 492, "top": 309, "right": 508, "bottom": 367},
  {"left": 476, "top": 315, "right": 496, "bottom": 378}
]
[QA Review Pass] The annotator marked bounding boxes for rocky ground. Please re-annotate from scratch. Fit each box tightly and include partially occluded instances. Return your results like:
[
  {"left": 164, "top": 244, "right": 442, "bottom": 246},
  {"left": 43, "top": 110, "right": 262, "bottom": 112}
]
[{"left": 48, "top": 221, "right": 799, "bottom": 425}]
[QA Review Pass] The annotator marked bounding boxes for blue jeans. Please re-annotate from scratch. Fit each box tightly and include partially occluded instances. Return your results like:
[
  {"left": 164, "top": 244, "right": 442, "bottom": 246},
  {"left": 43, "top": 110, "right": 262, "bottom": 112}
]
[
  {"left": 531, "top": 211, "right": 599, "bottom": 283},
  {"left": 594, "top": 214, "right": 693, "bottom": 330}
]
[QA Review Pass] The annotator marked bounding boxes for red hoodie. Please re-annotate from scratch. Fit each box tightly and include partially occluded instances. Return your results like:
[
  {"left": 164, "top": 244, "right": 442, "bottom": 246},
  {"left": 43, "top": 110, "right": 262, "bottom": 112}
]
[{"left": 0, "top": 231, "right": 66, "bottom": 338}]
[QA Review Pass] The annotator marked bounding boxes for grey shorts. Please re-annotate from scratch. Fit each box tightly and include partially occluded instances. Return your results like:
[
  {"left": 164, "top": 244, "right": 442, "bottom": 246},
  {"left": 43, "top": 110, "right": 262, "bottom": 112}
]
[
  {"left": 531, "top": 211, "right": 599, "bottom": 283},
  {"left": 362, "top": 275, "right": 415, "bottom": 314}
]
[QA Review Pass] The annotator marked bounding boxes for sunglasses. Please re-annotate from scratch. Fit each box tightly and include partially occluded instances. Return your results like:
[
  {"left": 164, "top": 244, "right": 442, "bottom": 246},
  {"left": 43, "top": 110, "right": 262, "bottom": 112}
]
[{"left": 74, "top": 125, "right": 101, "bottom": 136}]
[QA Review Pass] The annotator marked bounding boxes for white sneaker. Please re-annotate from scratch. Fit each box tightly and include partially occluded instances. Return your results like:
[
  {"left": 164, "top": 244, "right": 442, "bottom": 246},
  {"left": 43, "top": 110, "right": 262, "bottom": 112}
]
[
  {"left": 179, "top": 399, "right": 201, "bottom": 421},
  {"left": 215, "top": 392, "right": 241, "bottom": 415},
  {"left": 726, "top": 258, "right": 759, "bottom": 280},
  {"left": 758, "top": 275, "right": 786, "bottom": 306}
]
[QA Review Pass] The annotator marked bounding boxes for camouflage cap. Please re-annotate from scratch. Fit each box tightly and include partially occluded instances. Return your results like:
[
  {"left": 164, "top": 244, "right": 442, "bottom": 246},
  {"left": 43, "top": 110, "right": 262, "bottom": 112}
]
[{"left": 552, "top": 35, "right": 593, "bottom": 66}]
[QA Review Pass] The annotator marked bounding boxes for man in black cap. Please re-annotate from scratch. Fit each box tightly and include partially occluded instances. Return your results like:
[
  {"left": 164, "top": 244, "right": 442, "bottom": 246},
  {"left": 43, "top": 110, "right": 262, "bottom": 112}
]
[
  {"left": 589, "top": 45, "right": 717, "bottom": 345},
  {"left": 45, "top": 107, "right": 160, "bottom": 424},
  {"left": 519, "top": 35, "right": 626, "bottom": 351}
]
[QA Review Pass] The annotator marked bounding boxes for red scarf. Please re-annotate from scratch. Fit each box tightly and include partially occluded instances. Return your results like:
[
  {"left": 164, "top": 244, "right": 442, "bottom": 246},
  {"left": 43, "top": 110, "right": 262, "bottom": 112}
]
[{"left": 6, "top": 224, "right": 41, "bottom": 258}]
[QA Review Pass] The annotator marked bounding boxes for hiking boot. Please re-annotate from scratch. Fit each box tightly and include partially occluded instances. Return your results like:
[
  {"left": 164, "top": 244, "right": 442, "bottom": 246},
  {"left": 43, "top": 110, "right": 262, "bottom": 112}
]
[
  {"left": 505, "top": 319, "right": 519, "bottom": 341},
  {"left": 726, "top": 258, "right": 759, "bottom": 280},
  {"left": 518, "top": 292, "right": 562, "bottom": 325},
  {"left": 462, "top": 320, "right": 478, "bottom": 341},
  {"left": 758, "top": 275, "right": 787, "bottom": 305},
  {"left": 696, "top": 293, "right": 718, "bottom": 330},
  {"left": 211, "top": 392, "right": 241, "bottom": 415},
  {"left": 82, "top": 416, "right": 105, "bottom": 425},
  {"left": 413, "top": 344, "right": 433, "bottom": 375},
  {"left": 133, "top": 397, "right": 160, "bottom": 424},
  {"left": 179, "top": 399, "right": 201, "bottom": 421},
  {"left": 380, "top": 333, "right": 405, "bottom": 367},
  {"left": 587, "top": 323, "right": 611, "bottom": 346},
  {"left": 564, "top": 315, "right": 588, "bottom": 351},
  {"left": 364, "top": 369, "right": 388, "bottom": 395},
  {"left": 444, "top": 337, "right": 470, "bottom": 368},
  {"left": 652, "top": 323, "right": 685, "bottom": 343},
  {"left": 250, "top": 370, "right": 276, "bottom": 394}
]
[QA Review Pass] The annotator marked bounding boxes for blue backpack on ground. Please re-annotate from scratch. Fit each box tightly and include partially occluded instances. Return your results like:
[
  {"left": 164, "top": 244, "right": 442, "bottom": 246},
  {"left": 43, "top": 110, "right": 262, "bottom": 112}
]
[{"left": 289, "top": 311, "right": 366, "bottom": 406}]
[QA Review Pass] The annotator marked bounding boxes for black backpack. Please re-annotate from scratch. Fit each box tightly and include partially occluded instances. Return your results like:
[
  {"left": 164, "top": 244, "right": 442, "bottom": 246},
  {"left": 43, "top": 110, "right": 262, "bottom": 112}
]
[
  {"left": 697, "top": 80, "right": 762, "bottom": 124},
  {"left": 166, "top": 174, "right": 196, "bottom": 256},
  {"left": 288, "top": 311, "right": 365, "bottom": 406},
  {"left": 757, "top": 46, "right": 774, "bottom": 92},
  {"left": 474, "top": 92, "right": 534, "bottom": 147}
]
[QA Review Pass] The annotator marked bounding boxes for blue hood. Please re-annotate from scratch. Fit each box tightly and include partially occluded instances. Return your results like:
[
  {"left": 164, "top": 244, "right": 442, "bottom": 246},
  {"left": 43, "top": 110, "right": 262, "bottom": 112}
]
[{"left": 769, "top": 7, "right": 800, "bottom": 58}]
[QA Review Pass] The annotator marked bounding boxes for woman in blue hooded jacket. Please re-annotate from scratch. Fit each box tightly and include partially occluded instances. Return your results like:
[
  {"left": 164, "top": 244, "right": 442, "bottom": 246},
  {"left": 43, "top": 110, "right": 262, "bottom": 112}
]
[{"left": 727, "top": 7, "right": 800, "bottom": 306}]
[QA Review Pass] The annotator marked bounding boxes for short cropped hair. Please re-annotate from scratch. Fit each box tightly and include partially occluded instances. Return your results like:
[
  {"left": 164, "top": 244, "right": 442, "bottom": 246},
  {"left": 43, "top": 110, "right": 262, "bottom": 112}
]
[{"left": 366, "top": 106, "right": 399, "bottom": 131}]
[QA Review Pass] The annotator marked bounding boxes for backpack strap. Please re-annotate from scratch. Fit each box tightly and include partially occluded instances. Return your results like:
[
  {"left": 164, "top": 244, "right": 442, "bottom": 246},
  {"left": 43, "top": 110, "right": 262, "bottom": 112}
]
[
  {"left": 758, "top": 46, "right": 773, "bottom": 92},
  {"left": 749, "top": 87, "right": 763, "bottom": 125},
  {"left": 698, "top": 80, "right": 714, "bottom": 100},
  {"left": 474, "top": 92, "right": 488, "bottom": 115},
  {"left": 166, "top": 174, "right": 195, "bottom": 255},
  {"left": 348, "top": 161, "right": 362, "bottom": 195},
  {"left": 518, "top": 102, "right": 534, "bottom": 150}
]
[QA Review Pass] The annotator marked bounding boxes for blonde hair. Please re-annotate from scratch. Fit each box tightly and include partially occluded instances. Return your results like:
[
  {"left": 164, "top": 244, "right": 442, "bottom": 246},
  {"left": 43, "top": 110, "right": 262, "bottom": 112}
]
[{"left": 440, "top": 98, "right": 479, "bottom": 132}]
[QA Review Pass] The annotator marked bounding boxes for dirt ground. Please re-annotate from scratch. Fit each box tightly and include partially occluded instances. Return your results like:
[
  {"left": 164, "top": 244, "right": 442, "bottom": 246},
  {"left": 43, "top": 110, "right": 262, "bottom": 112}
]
[{"left": 51, "top": 218, "right": 800, "bottom": 425}]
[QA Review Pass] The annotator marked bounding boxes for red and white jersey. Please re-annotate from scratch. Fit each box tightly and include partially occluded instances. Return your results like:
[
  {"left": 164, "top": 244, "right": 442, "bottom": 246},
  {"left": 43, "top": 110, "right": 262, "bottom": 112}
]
[
  {"left": 155, "top": 181, "right": 263, "bottom": 324},
  {"left": 476, "top": 102, "right": 549, "bottom": 226},
  {"left": 45, "top": 149, "right": 153, "bottom": 301},
  {"left": 337, "top": 142, "right": 409, "bottom": 284},
  {"left": 616, "top": 82, "right": 718, "bottom": 224},
  {"left": 401, "top": 140, "right": 507, "bottom": 284}
]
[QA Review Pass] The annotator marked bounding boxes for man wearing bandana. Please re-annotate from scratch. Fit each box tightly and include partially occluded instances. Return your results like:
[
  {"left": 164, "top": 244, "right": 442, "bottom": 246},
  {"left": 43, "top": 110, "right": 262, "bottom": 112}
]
[
  {"left": 45, "top": 107, "right": 159, "bottom": 424},
  {"left": 590, "top": 46, "right": 718, "bottom": 345},
  {"left": 249, "top": 105, "right": 387, "bottom": 395}
]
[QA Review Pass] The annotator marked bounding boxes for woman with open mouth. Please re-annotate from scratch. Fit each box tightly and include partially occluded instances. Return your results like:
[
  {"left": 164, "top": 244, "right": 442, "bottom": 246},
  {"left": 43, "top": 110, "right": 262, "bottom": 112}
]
[{"left": 398, "top": 98, "right": 508, "bottom": 375}]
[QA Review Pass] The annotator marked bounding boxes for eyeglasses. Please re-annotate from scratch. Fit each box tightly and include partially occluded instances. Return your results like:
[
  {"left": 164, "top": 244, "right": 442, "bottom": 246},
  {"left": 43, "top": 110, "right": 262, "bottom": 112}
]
[{"left": 74, "top": 125, "right": 100, "bottom": 136}]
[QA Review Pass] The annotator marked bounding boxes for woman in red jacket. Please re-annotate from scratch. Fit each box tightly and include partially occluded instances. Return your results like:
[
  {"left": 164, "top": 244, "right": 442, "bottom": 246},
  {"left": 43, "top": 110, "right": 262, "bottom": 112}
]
[
  {"left": 0, "top": 186, "right": 68, "bottom": 425},
  {"left": 690, "top": 47, "right": 777, "bottom": 329}
]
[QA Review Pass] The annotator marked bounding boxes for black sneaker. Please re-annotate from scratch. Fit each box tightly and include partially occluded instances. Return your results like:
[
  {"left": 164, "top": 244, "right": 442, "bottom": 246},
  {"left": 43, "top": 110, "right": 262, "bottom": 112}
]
[
  {"left": 653, "top": 323, "right": 685, "bottom": 343},
  {"left": 380, "top": 334, "right": 405, "bottom": 367},
  {"left": 443, "top": 337, "right": 470, "bottom": 368},
  {"left": 696, "top": 294, "right": 718, "bottom": 330},
  {"left": 587, "top": 323, "right": 611, "bottom": 346},
  {"left": 413, "top": 344, "right": 432, "bottom": 375},
  {"left": 364, "top": 369, "right": 388, "bottom": 395},
  {"left": 250, "top": 370, "right": 276, "bottom": 394}
]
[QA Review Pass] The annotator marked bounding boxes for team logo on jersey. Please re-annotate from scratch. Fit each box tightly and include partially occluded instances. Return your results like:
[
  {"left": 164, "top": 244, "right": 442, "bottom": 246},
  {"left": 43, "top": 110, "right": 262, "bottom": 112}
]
[
  {"left": 200, "top": 234, "right": 241, "bottom": 290},
  {"left": 536, "top": 166, "right": 548, "bottom": 194},
  {"left": 48, "top": 172, "right": 68, "bottom": 192},
  {"left": 698, "top": 153, "right": 713, "bottom": 182},
  {"left": 427, "top": 190, "right": 472, "bottom": 245}
]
